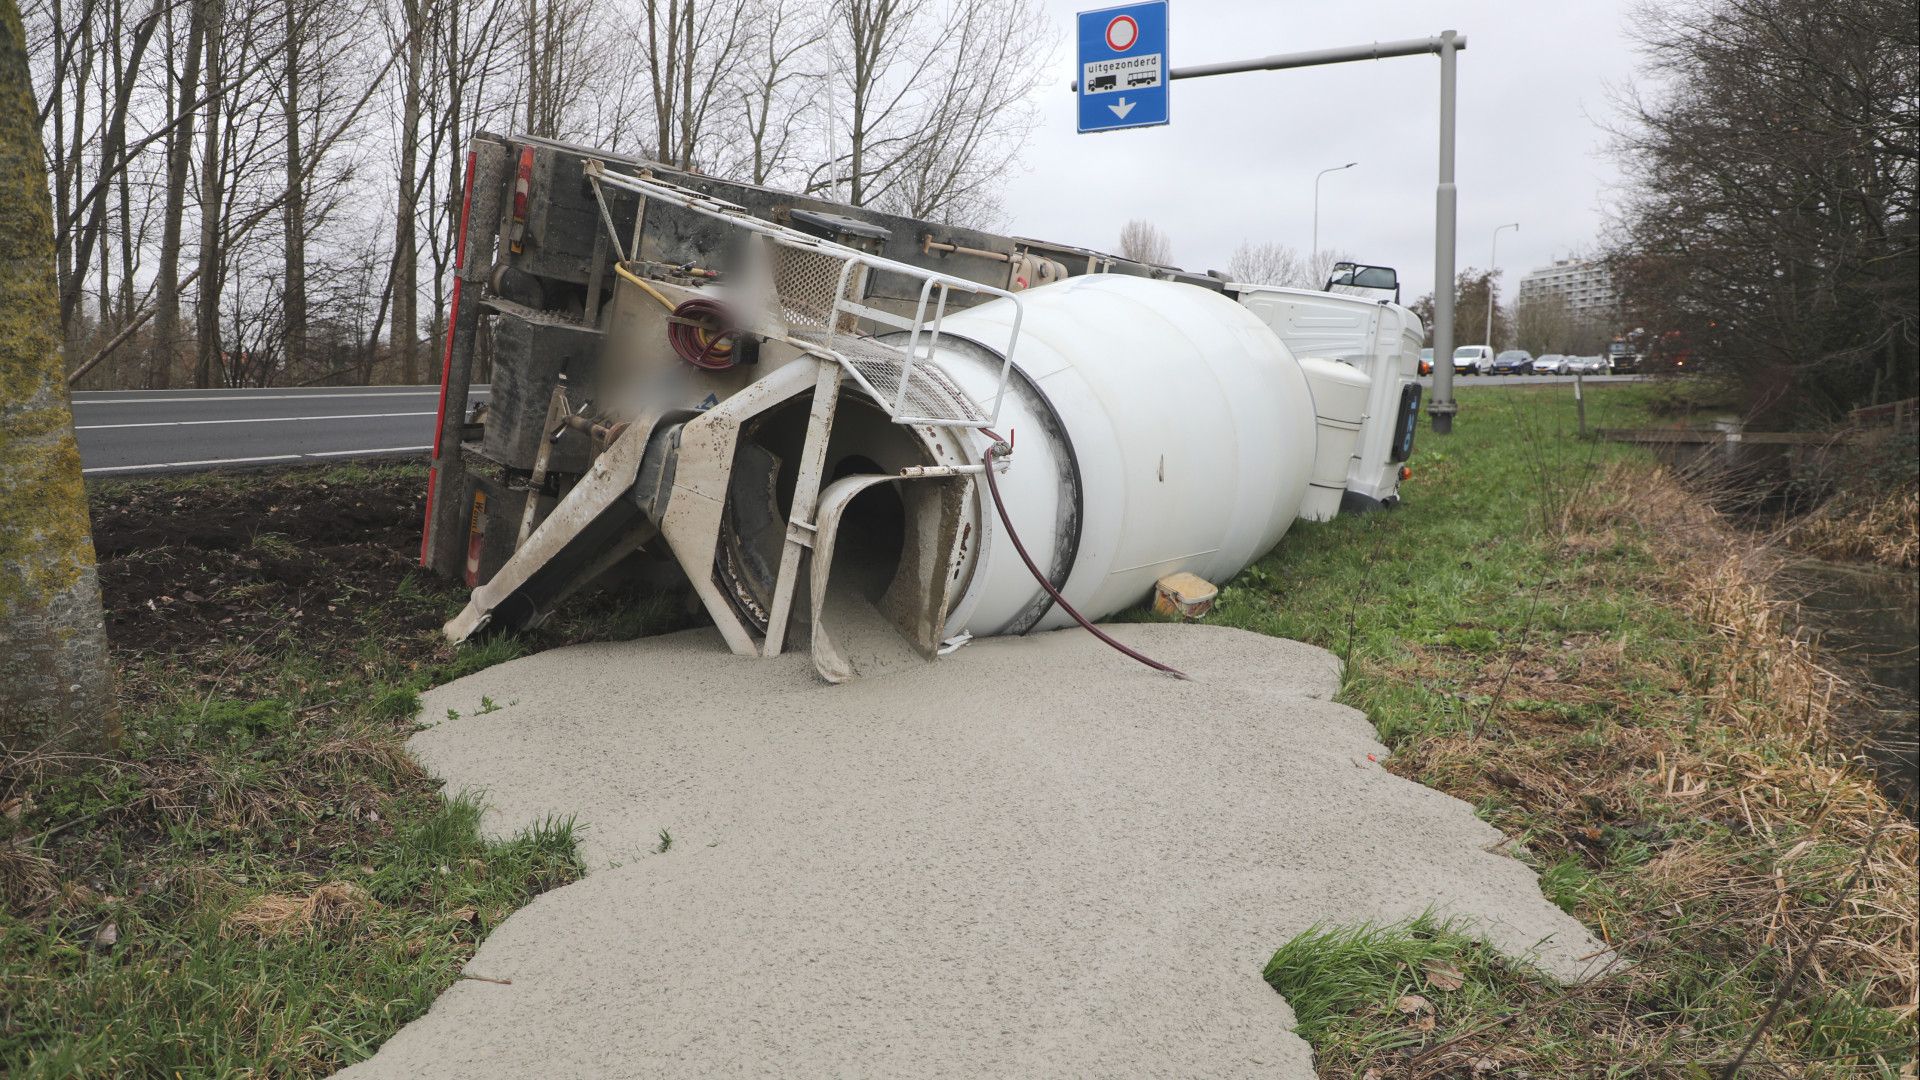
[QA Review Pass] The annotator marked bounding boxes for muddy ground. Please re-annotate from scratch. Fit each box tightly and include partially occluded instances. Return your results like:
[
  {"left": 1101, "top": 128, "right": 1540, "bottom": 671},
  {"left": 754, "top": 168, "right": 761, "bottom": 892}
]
[
  {"left": 85, "top": 462, "right": 693, "bottom": 705},
  {"left": 87, "top": 464, "right": 462, "bottom": 681}
]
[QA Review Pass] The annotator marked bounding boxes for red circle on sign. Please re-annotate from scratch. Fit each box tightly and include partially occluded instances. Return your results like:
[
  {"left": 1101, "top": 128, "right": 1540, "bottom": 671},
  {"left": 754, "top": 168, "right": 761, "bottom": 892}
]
[{"left": 1106, "top": 15, "right": 1138, "bottom": 52}]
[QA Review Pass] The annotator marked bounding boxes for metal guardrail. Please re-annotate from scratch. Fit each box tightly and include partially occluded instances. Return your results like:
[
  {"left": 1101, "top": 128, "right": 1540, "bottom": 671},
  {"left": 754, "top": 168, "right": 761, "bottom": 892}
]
[{"left": 585, "top": 162, "right": 1022, "bottom": 429}]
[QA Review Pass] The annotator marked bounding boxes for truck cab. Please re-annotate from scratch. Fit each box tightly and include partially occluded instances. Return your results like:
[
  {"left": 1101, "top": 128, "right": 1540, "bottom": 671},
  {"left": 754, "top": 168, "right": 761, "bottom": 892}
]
[{"left": 1225, "top": 278, "right": 1424, "bottom": 511}]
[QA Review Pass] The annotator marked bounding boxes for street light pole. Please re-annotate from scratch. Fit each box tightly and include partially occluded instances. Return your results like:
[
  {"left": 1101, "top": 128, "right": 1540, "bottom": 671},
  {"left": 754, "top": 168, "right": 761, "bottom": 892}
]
[
  {"left": 1486, "top": 222, "right": 1519, "bottom": 353},
  {"left": 1312, "top": 161, "right": 1357, "bottom": 273},
  {"left": 1427, "top": 29, "right": 1463, "bottom": 435}
]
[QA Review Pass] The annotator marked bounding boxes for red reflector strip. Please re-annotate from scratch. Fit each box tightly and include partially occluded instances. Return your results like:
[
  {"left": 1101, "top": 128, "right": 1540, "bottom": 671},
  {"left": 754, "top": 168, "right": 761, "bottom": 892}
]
[
  {"left": 422, "top": 148, "right": 480, "bottom": 568},
  {"left": 509, "top": 146, "right": 534, "bottom": 254}
]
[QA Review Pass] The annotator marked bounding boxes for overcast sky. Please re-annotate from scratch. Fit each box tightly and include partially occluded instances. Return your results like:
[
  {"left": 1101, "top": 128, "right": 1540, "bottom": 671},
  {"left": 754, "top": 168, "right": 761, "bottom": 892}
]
[{"left": 998, "top": 1, "right": 1644, "bottom": 305}]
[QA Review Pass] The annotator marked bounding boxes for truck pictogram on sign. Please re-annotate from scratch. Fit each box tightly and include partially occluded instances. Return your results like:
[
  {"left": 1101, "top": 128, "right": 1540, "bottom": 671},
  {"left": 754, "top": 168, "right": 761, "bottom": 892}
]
[{"left": 1081, "top": 53, "right": 1160, "bottom": 95}]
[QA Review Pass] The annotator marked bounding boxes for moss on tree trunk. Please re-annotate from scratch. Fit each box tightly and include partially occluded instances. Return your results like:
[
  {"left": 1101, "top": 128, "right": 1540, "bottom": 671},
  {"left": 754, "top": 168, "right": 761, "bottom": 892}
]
[{"left": 0, "top": 0, "right": 114, "bottom": 751}]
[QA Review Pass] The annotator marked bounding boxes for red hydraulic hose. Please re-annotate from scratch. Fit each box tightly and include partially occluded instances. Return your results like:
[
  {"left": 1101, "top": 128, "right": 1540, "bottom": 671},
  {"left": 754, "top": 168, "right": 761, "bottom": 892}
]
[{"left": 978, "top": 438, "right": 1188, "bottom": 680}]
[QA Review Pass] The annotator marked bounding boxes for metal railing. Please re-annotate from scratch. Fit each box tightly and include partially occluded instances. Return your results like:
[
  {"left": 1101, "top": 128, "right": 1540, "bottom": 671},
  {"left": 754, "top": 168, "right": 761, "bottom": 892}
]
[{"left": 585, "top": 162, "right": 1022, "bottom": 429}]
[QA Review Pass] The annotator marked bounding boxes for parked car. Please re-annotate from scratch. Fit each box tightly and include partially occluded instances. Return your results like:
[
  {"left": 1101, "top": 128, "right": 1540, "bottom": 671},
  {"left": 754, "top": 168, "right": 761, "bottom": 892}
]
[
  {"left": 1566, "top": 355, "right": 1610, "bottom": 375},
  {"left": 1490, "top": 349, "right": 1534, "bottom": 374},
  {"left": 1532, "top": 353, "right": 1569, "bottom": 374},
  {"left": 1452, "top": 345, "right": 1493, "bottom": 374},
  {"left": 1418, "top": 348, "right": 1434, "bottom": 375}
]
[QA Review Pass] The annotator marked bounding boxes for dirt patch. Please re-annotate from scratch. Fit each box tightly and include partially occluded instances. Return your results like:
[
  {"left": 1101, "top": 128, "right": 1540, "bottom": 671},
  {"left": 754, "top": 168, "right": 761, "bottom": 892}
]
[{"left": 87, "top": 464, "right": 458, "bottom": 672}]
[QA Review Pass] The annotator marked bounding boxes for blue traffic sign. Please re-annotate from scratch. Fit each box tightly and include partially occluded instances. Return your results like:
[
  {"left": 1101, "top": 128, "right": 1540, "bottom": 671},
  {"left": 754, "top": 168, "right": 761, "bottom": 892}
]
[{"left": 1076, "top": 1, "right": 1169, "bottom": 133}]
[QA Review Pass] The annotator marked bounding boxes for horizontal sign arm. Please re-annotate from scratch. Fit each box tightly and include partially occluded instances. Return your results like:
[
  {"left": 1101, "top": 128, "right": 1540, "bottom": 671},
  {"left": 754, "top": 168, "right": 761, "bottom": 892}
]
[{"left": 1069, "top": 33, "right": 1468, "bottom": 91}]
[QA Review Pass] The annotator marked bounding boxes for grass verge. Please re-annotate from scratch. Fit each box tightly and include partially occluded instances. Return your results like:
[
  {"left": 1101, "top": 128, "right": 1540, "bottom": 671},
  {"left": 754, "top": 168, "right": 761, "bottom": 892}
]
[
  {"left": 1, "top": 462, "right": 688, "bottom": 1076},
  {"left": 1208, "top": 384, "right": 1918, "bottom": 1077}
]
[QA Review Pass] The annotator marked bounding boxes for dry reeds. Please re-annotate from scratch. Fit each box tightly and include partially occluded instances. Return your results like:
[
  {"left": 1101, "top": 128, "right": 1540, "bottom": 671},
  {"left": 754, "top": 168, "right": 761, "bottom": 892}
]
[
  {"left": 1784, "top": 485, "right": 1920, "bottom": 569},
  {"left": 1572, "top": 460, "right": 1919, "bottom": 1014}
]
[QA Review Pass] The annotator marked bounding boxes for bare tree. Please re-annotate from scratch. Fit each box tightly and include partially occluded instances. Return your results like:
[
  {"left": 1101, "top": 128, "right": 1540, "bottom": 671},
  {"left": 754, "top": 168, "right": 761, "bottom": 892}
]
[
  {"left": 31, "top": 0, "right": 1062, "bottom": 394},
  {"left": 278, "top": 0, "right": 306, "bottom": 375},
  {"left": 1305, "top": 248, "right": 1355, "bottom": 292},
  {"left": 869, "top": 0, "right": 1043, "bottom": 225},
  {"left": 191, "top": 0, "right": 226, "bottom": 387},
  {"left": 519, "top": 0, "right": 608, "bottom": 140},
  {"left": 1227, "top": 240, "right": 1306, "bottom": 286},
  {"left": 388, "top": 0, "right": 430, "bottom": 384},
  {"left": 1117, "top": 219, "right": 1171, "bottom": 265},
  {"left": 810, "top": 0, "right": 1046, "bottom": 225},
  {"left": 1608, "top": 0, "right": 1918, "bottom": 417},
  {"left": 631, "top": 0, "right": 750, "bottom": 170},
  {"left": 151, "top": 0, "right": 210, "bottom": 388},
  {"left": 29, "top": 0, "right": 163, "bottom": 352},
  {"left": 420, "top": 0, "right": 516, "bottom": 382},
  {"left": 720, "top": 0, "right": 823, "bottom": 186},
  {"left": 0, "top": 0, "right": 114, "bottom": 751},
  {"left": 1515, "top": 295, "right": 1567, "bottom": 356}
]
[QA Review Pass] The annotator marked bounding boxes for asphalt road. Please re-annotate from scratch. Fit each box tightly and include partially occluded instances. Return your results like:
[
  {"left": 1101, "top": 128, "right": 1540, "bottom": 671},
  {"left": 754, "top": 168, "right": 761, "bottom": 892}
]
[
  {"left": 1420, "top": 372, "right": 1648, "bottom": 387},
  {"left": 72, "top": 385, "right": 487, "bottom": 476}
]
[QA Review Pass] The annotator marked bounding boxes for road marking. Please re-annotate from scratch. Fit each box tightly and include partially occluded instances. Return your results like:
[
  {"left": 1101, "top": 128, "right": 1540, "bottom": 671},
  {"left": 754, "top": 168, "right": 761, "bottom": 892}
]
[
  {"left": 83, "top": 454, "right": 302, "bottom": 475},
  {"left": 75, "top": 411, "right": 436, "bottom": 430},
  {"left": 81, "top": 445, "right": 432, "bottom": 476},
  {"left": 304, "top": 445, "right": 430, "bottom": 457},
  {"left": 71, "top": 390, "right": 487, "bottom": 405}
]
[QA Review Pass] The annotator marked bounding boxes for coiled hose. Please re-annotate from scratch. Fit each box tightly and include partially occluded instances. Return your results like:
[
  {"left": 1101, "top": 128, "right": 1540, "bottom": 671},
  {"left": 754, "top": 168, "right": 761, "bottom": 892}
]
[
  {"left": 613, "top": 262, "right": 738, "bottom": 370},
  {"left": 666, "top": 296, "right": 738, "bottom": 371}
]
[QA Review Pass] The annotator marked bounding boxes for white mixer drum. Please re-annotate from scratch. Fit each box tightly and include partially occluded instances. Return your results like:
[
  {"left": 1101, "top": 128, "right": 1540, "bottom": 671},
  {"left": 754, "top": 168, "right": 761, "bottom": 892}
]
[{"left": 928, "top": 274, "right": 1320, "bottom": 636}]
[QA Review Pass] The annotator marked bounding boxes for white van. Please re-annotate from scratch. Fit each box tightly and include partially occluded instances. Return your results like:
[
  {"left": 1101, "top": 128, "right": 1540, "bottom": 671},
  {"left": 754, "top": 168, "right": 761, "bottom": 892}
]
[{"left": 1452, "top": 345, "right": 1493, "bottom": 375}]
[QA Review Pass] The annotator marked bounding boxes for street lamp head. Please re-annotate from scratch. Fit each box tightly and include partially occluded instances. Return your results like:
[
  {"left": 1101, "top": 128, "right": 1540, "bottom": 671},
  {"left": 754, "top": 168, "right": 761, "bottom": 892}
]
[{"left": 1312, "top": 163, "right": 1362, "bottom": 262}]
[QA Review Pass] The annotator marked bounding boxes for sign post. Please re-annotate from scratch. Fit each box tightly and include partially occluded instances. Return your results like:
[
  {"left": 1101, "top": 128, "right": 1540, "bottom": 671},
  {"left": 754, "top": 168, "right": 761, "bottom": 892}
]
[
  {"left": 1068, "top": 17, "right": 1467, "bottom": 432},
  {"left": 1076, "top": 1, "right": 1170, "bottom": 134}
]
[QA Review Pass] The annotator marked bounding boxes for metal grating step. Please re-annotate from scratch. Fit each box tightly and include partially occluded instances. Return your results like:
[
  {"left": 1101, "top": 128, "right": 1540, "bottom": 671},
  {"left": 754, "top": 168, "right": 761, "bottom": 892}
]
[{"left": 792, "top": 331, "right": 986, "bottom": 425}]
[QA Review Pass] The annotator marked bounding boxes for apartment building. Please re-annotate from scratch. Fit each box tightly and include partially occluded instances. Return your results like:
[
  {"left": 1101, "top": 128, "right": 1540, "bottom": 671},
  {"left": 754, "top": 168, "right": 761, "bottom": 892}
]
[{"left": 1517, "top": 258, "right": 1617, "bottom": 321}]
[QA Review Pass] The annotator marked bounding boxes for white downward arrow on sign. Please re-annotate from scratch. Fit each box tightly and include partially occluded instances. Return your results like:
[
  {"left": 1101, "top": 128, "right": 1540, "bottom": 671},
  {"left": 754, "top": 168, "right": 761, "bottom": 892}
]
[{"left": 1107, "top": 97, "right": 1136, "bottom": 119}]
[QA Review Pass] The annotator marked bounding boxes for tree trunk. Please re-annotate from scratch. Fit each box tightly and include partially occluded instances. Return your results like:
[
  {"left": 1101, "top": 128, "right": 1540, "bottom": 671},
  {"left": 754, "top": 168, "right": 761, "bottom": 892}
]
[
  {"left": 0, "top": 0, "right": 116, "bottom": 752},
  {"left": 113, "top": 8, "right": 134, "bottom": 334},
  {"left": 192, "top": 0, "right": 223, "bottom": 388},
  {"left": 96, "top": 16, "right": 110, "bottom": 331},
  {"left": 392, "top": 0, "right": 422, "bottom": 385},
  {"left": 60, "top": 13, "right": 90, "bottom": 345},
  {"left": 152, "top": 0, "right": 206, "bottom": 390},
  {"left": 280, "top": 0, "right": 305, "bottom": 380}
]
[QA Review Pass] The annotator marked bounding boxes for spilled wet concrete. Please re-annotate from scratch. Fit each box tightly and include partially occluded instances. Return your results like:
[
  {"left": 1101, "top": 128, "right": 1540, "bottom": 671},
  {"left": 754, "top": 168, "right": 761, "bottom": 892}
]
[{"left": 339, "top": 624, "right": 1605, "bottom": 1079}]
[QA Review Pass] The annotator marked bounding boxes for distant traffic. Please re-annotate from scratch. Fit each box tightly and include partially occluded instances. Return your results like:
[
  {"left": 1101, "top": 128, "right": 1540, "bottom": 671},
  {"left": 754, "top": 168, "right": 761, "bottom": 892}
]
[{"left": 1417, "top": 346, "right": 1640, "bottom": 377}]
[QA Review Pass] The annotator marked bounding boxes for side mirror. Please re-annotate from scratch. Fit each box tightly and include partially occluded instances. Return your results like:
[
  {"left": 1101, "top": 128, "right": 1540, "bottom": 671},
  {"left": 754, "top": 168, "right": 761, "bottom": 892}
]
[{"left": 1325, "top": 262, "right": 1400, "bottom": 304}]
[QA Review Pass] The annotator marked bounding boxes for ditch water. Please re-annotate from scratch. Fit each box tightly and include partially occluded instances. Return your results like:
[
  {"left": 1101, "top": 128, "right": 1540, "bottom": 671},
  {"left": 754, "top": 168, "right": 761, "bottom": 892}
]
[
  {"left": 1780, "top": 560, "right": 1920, "bottom": 817},
  {"left": 1630, "top": 414, "right": 1917, "bottom": 813}
]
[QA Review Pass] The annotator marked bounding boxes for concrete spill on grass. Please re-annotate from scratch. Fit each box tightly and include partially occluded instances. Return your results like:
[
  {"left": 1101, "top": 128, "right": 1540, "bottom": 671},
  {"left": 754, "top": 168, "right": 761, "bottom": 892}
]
[{"left": 340, "top": 624, "right": 1605, "bottom": 1079}]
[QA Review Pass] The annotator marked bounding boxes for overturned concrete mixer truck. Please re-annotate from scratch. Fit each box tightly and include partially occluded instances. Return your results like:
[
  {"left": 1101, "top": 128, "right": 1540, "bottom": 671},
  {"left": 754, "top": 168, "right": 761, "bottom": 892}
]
[{"left": 418, "top": 133, "right": 1425, "bottom": 680}]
